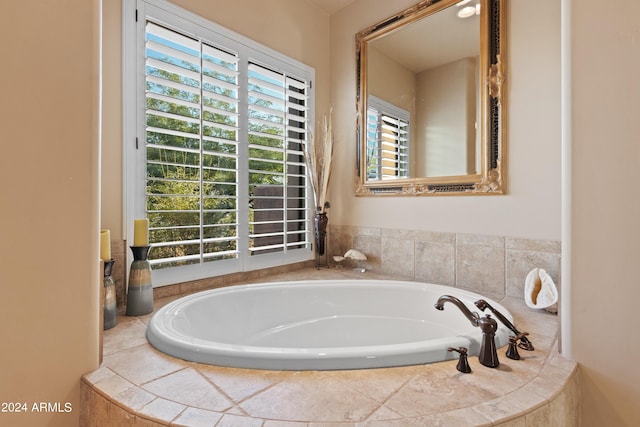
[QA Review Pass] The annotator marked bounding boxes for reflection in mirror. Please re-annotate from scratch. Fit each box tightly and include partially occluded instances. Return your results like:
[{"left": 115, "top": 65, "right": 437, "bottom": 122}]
[
  {"left": 356, "top": 0, "right": 506, "bottom": 195},
  {"left": 366, "top": 95, "right": 410, "bottom": 180}
]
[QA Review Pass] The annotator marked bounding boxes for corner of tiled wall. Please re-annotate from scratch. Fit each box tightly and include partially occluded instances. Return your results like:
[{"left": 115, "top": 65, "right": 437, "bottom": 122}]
[{"left": 328, "top": 225, "right": 561, "bottom": 300}]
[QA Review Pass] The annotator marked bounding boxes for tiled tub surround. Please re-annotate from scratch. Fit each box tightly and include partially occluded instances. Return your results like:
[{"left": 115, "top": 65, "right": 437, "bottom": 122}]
[
  {"left": 328, "top": 226, "right": 561, "bottom": 300},
  {"left": 82, "top": 268, "right": 578, "bottom": 426},
  {"left": 106, "top": 228, "right": 559, "bottom": 311}
]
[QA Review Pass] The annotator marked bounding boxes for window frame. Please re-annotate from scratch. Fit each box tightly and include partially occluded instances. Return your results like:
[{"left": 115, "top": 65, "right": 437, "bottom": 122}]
[{"left": 123, "top": 0, "right": 315, "bottom": 286}]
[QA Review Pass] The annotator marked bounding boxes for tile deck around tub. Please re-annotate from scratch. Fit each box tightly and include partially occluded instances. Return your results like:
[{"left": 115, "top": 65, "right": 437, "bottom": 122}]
[{"left": 81, "top": 268, "right": 578, "bottom": 426}]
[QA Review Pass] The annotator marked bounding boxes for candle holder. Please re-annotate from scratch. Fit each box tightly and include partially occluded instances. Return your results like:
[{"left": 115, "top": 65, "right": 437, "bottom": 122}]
[
  {"left": 126, "top": 245, "right": 154, "bottom": 316},
  {"left": 103, "top": 259, "right": 117, "bottom": 330}
]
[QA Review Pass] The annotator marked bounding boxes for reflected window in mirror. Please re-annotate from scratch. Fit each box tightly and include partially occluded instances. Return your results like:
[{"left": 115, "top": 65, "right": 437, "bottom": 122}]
[{"left": 367, "top": 96, "right": 410, "bottom": 181}]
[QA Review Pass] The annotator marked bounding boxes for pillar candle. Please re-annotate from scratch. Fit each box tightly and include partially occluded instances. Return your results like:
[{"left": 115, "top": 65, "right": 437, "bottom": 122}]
[
  {"left": 100, "top": 229, "right": 111, "bottom": 261},
  {"left": 133, "top": 218, "right": 149, "bottom": 246}
]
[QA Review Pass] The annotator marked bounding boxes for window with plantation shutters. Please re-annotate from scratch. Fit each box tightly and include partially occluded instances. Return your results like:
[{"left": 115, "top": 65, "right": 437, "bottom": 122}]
[
  {"left": 248, "top": 64, "right": 309, "bottom": 255},
  {"left": 145, "top": 22, "right": 241, "bottom": 269},
  {"left": 366, "top": 96, "right": 410, "bottom": 180},
  {"left": 125, "top": 0, "right": 315, "bottom": 285}
]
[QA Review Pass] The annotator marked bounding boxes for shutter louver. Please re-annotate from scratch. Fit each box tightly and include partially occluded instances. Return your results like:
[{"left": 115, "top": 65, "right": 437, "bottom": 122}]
[{"left": 201, "top": 43, "right": 240, "bottom": 263}]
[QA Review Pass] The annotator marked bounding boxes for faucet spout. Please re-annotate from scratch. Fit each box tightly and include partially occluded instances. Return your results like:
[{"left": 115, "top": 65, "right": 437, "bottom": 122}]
[
  {"left": 434, "top": 295, "right": 500, "bottom": 368},
  {"left": 434, "top": 295, "right": 480, "bottom": 326}
]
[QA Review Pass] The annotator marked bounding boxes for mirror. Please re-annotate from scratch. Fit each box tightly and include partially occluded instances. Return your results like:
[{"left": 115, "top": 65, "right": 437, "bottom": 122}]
[{"left": 356, "top": 0, "right": 506, "bottom": 195}]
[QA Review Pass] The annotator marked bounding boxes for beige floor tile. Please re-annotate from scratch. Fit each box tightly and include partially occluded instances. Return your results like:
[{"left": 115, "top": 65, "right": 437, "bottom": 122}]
[
  {"left": 138, "top": 398, "right": 187, "bottom": 424},
  {"left": 142, "top": 368, "right": 234, "bottom": 412},
  {"left": 239, "top": 371, "right": 381, "bottom": 422},
  {"left": 216, "top": 413, "right": 263, "bottom": 426},
  {"left": 320, "top": 365, "right": 419, "bottom": 403},
  {"left": 170, "top": 407, "right": 222, "bottom": 427},
  {"left": 383, "top": 368, "right": 499, "bottom": 417},
  {"left": 115, "top": 386, "right": 156, "bottom": 412},
  {"left": 472, "top": 397, "right": 525, "bottom": 423},
  {"left": 434, "top": 406, "right": 493, "bottom": 426},
  {"left": 197, "top": 364, "right": 284, "bottom": 402},
  {"left": 103, "top": 317, "right": 148, "bottom": 354},
  {"left": 263, "top": 420, "right": 308, "bottom": 427},
  {"left": 105, "top": 343, "right": 187, "bottom": 385},
  {"left": 93, "top": 372, "right": 136, "bottom": 397}
]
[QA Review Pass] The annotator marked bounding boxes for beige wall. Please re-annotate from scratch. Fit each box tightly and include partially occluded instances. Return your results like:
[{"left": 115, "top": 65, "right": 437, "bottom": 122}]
[
  {"left": 101, "top": 0, "right": 123, "bottom": 238},
  {"left": 367, "top": 46, "right": 416, "bottom": 111},
  {"left": 416, "top": 58, "right": 477, "bottom": 177},
  {"left": 0, "top": 1, "right": 101, "bottom": 426},
  {"left": 330, "top": 0, "right": 561, "bottom": 240},
  {"left": 101, "top": 0, "right": 331, "bottom": 240},
  {"left": 566, "top": 0, "right": 640, "bottom": 424}
]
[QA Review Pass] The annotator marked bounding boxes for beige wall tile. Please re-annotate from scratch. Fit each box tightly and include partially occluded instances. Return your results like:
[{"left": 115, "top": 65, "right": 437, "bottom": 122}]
[
  {"left": 549, "top": 372, "right": 579, "bottom": 427},
  {"left": 457, "top": 233, "right": 505, "bottom": 247},
  {"left": 80, "top": 381, "right": 111, "bottom": 427},
  {"left": 413, "top": 230, "right": 456, "bottom": 244},
  {"left": 525, "top": 403, "right": 550, "bottom": 427},
  {"left": 506, "top": 249, "right": 561, "bottom": 298},
  {"left": 456, "top": 243, "right": 506, "bottom": 295},
  {"left": 110, "top": 401, "right": 136, "bottom": 426},
  {"left": 494, "top": 416, "right": 527, "bottom": 426},
  {"left": 353, "top": 234, "right": 381, "bottom": 270},
  {"left": 326, "top": 225, "right": 559, "bottom": 300},
  {"left": 133, "top": 415, "right": 164, "bottom": 427},
  {"left": 415, "top": 240, "right": 455, "bottom": 286},
  {"left": 506, "top": 238, "right": 561, "bottom": 253},
  {"left": 381, "top": 237, "right": 415, "bottom": 278}
]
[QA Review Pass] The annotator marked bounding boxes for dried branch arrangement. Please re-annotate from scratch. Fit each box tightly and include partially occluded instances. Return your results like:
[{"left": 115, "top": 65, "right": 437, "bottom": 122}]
[{"left": 304, "top": 110, "right": 334, "bottom": 214}]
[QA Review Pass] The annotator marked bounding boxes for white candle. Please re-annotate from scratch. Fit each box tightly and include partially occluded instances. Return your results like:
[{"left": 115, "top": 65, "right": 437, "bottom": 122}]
[
  {"left": 133, "top": 219, "right": 149, "bottom": 246},
  {"left": 100, "top": 229, "right": 111, "bottom": 261}
]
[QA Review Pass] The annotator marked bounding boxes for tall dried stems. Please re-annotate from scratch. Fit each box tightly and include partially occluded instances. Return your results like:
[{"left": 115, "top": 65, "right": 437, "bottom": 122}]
[{"left": 304, "top": 111, "right": 334, "bottom": 214}]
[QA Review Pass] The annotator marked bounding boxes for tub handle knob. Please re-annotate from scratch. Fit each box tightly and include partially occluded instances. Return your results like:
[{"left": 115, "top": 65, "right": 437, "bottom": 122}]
[
  {"left": 506, "top": 332, "right": 529, "bottom": 360},
  {"left": 448, "top": 347, "right": 472, "bottom": 373}
]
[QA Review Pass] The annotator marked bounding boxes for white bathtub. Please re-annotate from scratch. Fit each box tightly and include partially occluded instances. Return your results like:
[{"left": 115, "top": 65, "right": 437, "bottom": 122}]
[{"left": 146, "top": 280, "right": 513, "bottom": 370}]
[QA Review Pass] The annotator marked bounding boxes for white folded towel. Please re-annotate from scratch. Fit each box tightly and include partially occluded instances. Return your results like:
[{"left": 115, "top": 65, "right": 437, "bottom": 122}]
[{"left": 524, "top": 268, "right": 558, "bottom": 313}]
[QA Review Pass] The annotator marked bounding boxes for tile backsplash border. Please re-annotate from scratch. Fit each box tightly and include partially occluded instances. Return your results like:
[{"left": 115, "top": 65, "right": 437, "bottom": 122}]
[{"left": 328, "top": 225, "right": 561, "bottom": 300}]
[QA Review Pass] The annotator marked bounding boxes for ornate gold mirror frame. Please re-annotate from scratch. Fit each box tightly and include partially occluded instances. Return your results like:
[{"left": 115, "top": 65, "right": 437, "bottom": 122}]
[{"left": 355, "top": 0, "right": 506, "bottom": 196}]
